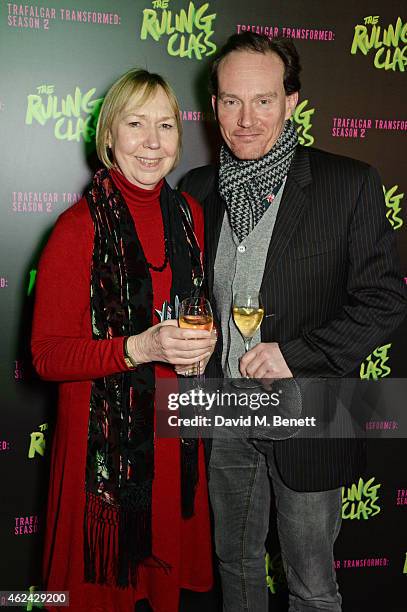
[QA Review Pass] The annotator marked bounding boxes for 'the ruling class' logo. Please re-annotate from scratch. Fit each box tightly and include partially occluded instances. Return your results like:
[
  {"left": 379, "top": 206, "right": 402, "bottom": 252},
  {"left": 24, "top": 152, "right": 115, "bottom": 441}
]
[
  {"left": 342, "top": 477, "right": 381, "bottom": 520},
  {"left": 140, "top": 0, "right": 217, "bottom": 60},
  {"left": 25, "top": 84, "right": 102, "bottom": 142},
  {"left": 384, "top": 184, "right": 404, "bottom": 230},
  {"left": 292, "top": 100, "right": 315, "bottom": 146},
  {"left": 351, "top": 16, "right": 407, "bottom": 71},
  {"left": 28, "top": 423, "right": 48, "bottom": 459},
  {"left": 27, "top": 269, "right": 37, "bottom": 296},
  {"left": 360, "top": 343, "right": 392, "bottom": 380},
  {"left": 25, "top": 586, "right": 43, "bottom": 611},
  {"left": 265, "top": 552, "right": 286, "bottom": 594}
]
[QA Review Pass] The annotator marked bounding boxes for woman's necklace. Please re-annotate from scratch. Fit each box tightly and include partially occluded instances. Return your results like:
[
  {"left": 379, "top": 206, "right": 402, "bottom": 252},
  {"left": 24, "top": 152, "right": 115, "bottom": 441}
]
[{"left": 146, "top": 236, "right": 169, "bottom": 272}]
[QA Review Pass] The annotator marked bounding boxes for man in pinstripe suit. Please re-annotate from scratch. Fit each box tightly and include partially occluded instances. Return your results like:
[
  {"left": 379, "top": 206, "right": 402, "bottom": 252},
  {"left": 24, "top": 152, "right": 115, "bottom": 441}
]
[{"left": 180, "top": 33, "right": 406, "bottom": 611}]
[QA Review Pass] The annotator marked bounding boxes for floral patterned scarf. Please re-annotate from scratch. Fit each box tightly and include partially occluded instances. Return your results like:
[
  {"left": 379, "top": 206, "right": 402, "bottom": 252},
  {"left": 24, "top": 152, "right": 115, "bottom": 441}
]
[{"left": 84, "top": 168, "right": 203, "bottom": 587}]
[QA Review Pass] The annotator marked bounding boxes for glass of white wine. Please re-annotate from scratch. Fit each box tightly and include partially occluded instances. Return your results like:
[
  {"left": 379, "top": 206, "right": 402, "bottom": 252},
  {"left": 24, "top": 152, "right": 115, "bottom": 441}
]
[
  {"left": 232, "top": 291, "right": 264, "bottom": 387},
  {"left": 178, "top": 297, "right": 213, "bottom": 379}
]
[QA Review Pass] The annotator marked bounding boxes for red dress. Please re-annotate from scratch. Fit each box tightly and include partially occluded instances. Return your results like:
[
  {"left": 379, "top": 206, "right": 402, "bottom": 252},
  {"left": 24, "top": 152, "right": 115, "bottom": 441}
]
[{"left": 31, "top": 170, "right": 212, "bottom": 612}]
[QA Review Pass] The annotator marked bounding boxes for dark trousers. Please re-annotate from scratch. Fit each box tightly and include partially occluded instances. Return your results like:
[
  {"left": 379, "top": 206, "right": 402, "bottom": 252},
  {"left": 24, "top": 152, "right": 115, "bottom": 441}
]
[{"left": 208, "top": 437, "right": 342, "bottom": 611}]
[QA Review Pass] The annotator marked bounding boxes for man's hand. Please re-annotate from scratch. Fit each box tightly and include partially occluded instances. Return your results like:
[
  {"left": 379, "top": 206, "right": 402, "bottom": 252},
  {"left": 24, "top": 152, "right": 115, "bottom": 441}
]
[{"left": 239, "top": 342, "right": 293, "bottom": 379}]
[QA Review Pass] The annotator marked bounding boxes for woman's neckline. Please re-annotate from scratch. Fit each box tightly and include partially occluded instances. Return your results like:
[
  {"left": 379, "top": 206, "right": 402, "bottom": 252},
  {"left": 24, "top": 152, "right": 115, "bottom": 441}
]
[{"left": 110, "top": 168, "right": 163, "bottom": 207}]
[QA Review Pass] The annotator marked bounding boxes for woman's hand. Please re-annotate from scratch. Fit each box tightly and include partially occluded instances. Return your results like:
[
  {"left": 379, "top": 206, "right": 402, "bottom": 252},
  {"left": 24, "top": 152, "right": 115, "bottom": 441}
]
[
  {"left": 126, "top": 320, "right": 216, "bottom": 367},
  {"left": 174, "top": 328, "right": 217, "bottom": 375}
]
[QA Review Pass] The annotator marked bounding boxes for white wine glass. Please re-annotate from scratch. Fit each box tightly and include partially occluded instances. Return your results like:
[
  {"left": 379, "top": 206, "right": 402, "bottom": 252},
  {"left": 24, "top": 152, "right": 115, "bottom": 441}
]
[
  {"left": 232, "top": 291, "right": 264, "bottom": 387},
  {"left": 178, "top": 297, "right": 213, "bottom": 379}
]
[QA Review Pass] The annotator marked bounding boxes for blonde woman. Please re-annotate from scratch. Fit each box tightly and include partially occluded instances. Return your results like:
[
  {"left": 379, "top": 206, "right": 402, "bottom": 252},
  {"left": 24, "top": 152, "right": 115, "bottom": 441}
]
[{"left": 32, "top": 69, "right": 215, "bottom": 612}]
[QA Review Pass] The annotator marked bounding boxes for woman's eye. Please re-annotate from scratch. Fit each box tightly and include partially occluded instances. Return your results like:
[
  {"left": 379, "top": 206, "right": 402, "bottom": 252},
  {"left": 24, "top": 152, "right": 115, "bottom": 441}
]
[
  {"left": 161, "top": 123, "right": 174, "bottom": 129},
  {"left": 128, "top": 121, "right": 141, "bottom": 127}
]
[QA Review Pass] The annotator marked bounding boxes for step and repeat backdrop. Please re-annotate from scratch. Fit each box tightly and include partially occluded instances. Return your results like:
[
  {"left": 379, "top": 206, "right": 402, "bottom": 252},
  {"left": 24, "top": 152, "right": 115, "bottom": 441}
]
[{"left": 0, "top": 0, "right": 406, "bottom": 609}]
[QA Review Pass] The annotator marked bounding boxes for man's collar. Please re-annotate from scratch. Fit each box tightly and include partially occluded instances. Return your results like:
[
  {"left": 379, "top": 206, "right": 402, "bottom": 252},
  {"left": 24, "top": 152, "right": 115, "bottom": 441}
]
[{"left": 287, "top": 145, "right": 312, "bottom": 189}]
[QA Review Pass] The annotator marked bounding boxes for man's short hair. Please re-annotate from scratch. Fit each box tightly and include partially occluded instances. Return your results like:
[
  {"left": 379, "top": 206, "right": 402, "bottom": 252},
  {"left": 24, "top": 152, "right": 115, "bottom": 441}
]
[{"left": 210, "top": 32, "right": 301, "bottom": 96}]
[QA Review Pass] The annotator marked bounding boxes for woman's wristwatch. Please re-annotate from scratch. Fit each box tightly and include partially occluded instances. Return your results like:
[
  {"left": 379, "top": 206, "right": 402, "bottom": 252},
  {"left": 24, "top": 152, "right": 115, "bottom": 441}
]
[{"left": 123, "top": 337, "right": 140, "bottom": 369}]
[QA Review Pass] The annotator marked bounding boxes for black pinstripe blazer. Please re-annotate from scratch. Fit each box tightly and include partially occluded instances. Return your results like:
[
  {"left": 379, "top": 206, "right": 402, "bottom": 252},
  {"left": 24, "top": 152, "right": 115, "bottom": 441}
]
[{"left": 180, "top": 145, "right": 406, "bottom": 491}]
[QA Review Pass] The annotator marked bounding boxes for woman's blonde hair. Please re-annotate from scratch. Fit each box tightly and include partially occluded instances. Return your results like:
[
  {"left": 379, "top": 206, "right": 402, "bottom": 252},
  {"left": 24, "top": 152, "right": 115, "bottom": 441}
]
[{"left": 96, "top": 68, "right": 182, "bottom": 169}]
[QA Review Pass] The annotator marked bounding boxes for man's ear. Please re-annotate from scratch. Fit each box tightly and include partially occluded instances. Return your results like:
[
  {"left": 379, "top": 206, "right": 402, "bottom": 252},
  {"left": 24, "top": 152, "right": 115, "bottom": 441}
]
[
  {"left": 285, "top": 91, "right": 299, "bottom": 120},
  {"left": 211, "top": 95, "right": 217, "bottom": 118}
]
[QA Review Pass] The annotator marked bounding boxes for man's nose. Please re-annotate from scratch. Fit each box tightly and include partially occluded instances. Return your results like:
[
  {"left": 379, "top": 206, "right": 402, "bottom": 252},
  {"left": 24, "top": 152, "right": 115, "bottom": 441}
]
[
  {"left": 143, "top": 126, "right": 160, "bottom": 149},
  {"left": 237, "top": 103, "right": 255, "bottom": 128}
]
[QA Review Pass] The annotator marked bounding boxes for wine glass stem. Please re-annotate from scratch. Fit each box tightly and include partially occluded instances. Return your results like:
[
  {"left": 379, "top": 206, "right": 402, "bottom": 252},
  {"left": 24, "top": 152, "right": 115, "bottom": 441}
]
[{"left": 244, "top": 338, "right": 252, "bottom": 353}]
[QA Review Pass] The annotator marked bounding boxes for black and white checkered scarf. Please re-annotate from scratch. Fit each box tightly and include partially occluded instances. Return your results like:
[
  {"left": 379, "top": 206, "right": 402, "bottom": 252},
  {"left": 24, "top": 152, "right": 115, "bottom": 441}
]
[{"left": 219, "top": 120, "right": 298, "bottom": 243}]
